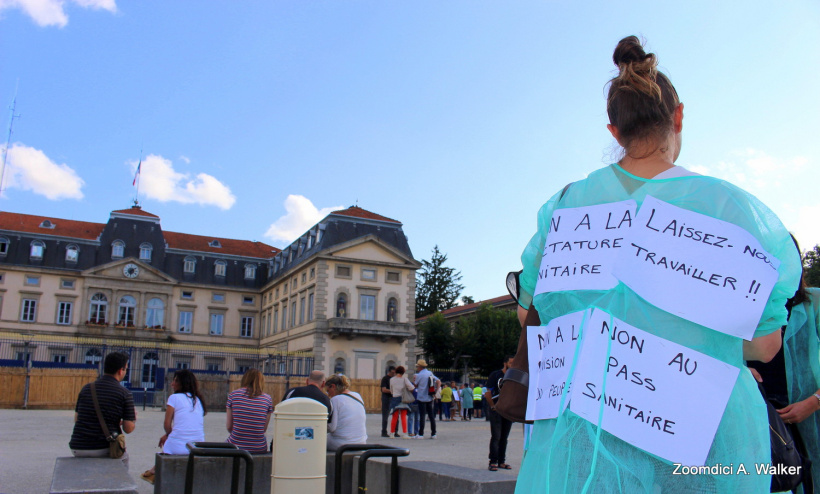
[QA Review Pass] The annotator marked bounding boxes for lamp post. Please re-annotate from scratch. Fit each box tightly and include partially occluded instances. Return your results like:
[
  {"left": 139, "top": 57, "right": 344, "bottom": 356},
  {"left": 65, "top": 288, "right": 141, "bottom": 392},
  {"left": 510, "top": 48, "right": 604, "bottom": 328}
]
[{"left": 459, "top": 354, "right": 471, "bottom": 385}]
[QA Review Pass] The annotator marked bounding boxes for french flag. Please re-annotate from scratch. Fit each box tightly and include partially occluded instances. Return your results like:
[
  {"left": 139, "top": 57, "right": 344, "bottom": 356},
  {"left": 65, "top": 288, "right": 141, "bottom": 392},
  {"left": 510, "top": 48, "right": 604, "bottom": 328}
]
[{"left": 132, "top": 160, "right": 141, "bottom": 186}]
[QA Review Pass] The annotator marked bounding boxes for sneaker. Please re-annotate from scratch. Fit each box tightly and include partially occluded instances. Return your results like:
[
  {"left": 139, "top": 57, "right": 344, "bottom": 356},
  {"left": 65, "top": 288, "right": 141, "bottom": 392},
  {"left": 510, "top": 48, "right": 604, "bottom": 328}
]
[
  {"left": 381, "top": 432, "right": 389, "bottom": 438},
  {"left": 394, "top": 433, "right": 401, "bottom": 438},
  {"left": 430, "top": 434, "right": 437, "bottom": 439},
  {"left": 416, "top": 435, "right": 424, "bottom": 439},
  {"left": 408, "top": 434, "right": 416, "bottom": 439}
]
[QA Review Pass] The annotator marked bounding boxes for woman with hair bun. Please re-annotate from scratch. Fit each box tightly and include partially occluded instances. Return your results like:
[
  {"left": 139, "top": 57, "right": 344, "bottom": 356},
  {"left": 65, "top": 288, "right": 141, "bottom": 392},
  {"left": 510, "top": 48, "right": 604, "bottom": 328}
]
[
  {"left": 324, "top": 374, "right": 368, "bottom": 451},
  {"left": 513, "top": 36, "right": 801, "bottom": 493},
  {"left": 226, "top": 369, "right": 273, "bottom": 453}
]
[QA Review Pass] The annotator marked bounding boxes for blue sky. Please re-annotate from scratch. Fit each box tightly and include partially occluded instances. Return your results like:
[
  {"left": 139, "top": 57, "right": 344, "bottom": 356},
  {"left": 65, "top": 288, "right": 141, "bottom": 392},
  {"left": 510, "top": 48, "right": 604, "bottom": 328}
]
[{"left": 1, "top": 1, "right": 819, "bottom": 302}]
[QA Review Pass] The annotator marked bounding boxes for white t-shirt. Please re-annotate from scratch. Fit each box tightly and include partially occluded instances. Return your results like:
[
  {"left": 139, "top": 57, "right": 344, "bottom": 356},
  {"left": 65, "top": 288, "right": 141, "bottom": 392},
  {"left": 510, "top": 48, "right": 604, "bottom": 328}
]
[
  {"left": 164, "top": 392, "right": 205, "bottom": 455},
  {"left": 327, "top": 392, "right": 367, "bottom": 451},
  {"left": 652, "top": 165, "right": 699, "bottom": 179}
]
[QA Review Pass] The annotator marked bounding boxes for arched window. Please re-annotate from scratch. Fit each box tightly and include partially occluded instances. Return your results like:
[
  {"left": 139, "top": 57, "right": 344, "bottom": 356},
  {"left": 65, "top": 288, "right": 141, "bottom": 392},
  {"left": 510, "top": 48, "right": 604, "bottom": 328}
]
[
  {"left": 336, "top": 294, "right": 347, "bottom": 318},
  {"left": 334, "top": 358, "right": 346, "bottom": 375},
  {"left": 88, "top": 293, "right": 108, "bottom": 324},
  {"left": 84, "top": 348, "right": 103, "bottom": 366},
  {"left": 183, "top": 256, "right": 197, "bottom": 274},
  {"left": 214, "top": 260, "right": 227, "bottom": 277},
  {"left": 111, "top": 240, "right": 125, "bottom": 259},
  {"left": 244, "top": 264, "right": 256, "bottom": 279},
  {"left": 30, "top": 240, "right": 45, "bottom": 259},
  {"left": 0, "top": 236, "right": 10, "bottom": 256},
  {"left": 387, "top": 298, "right": 398, "bottom": 322},
  {"left": 141, "top": 352, "right": 159, "bottom": 388},
  {"left": 139, "top": 243, "right": 153, "bottom": 261},
  {"left": 145, "top": 298, "right": 164, "bottom": 328},
  {"left": 118, "top": 295, "right": 136, "bottom": 327},
  {"left": 65, "top": 244, "right": 80, "bottom": 263}
]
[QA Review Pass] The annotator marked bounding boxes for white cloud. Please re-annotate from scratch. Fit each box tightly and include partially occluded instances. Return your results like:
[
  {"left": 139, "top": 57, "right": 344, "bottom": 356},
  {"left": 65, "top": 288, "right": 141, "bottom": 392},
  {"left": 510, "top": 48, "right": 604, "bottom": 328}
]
[
  {"left": 0, "top": 0, "right": 116, "bottom": 28},
  {"left": 2, "top": 142, "right": 84, "bottom": 199},
  {"left": 691, "top": 148, "right": 820, "bottom": 249},
  {"left": 179, "top": 155, "right": 191, "bottom": 164},
  {"left": 133, "top": 154, "right": 236, "bottom": 210},
  {"left": 264, "top": 195, "right": 344, "bottom": 244}
]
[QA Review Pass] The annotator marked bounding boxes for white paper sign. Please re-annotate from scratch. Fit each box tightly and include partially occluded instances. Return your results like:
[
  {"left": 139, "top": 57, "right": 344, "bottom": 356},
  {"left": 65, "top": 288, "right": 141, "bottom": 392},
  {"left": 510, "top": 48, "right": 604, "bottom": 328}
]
[
  {"left": 613, "top": 196, "right": 780, "bottom": 340},
  {"left": 526, "top": 310, "right": 587, "bottom": 421},
  {"left": 534, "top": 200, "right": 637, "bottom": 296},
  {"left": 569, "top": 310, "right": 739, "bottom": 466}
]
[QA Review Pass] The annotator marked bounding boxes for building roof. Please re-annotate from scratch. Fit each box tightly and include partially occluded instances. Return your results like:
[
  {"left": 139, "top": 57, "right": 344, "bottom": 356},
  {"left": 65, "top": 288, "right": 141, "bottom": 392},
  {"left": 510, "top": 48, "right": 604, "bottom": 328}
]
[
  {"left": 330, "top": 206, "right": 400, "bottom": 224},
  {"left": 416, "top": 294, "right": 517, "bottom": 323},
  {"left": 110, "top": 206, "right": 160, "bottom": 219},
  {"left": 0, "top": 210, "right": 278, "bottom": 258},
  {"left": 0, "top": 211, "right": 103, "bottom": 241},
  {"left": 164, "top": 230, "right": 279, "bottom": 258}
]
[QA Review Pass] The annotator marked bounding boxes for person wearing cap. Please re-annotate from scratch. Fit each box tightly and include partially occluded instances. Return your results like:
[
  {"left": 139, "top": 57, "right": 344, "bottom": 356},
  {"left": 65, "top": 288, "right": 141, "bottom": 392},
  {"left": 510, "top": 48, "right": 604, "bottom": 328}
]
[{"left": 412, "top": 359, "right": 440, "bottom": 439}]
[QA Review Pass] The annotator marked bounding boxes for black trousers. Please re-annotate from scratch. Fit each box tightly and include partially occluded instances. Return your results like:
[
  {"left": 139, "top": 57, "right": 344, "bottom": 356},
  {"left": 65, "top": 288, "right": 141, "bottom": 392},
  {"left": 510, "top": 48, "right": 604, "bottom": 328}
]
[
  {"left": 381, "top": 394, "right": 391, "bottom": 434},
  {"left": 418, "top": 400, "right": 436, "bottom": 437},
  {"left": 488, "top": 408, "right": 512, "bottom": 464}
]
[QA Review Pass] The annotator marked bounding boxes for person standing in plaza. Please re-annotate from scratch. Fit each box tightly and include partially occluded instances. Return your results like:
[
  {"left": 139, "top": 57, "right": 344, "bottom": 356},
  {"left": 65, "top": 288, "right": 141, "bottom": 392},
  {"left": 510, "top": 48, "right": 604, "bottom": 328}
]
[
  {"left": 439, "top": 381, "right": 453, "bottom": 421},
  {"left": 69, "top": 352, "right": 136, "bottom": 466},
  {"left": 413, "top": 359, "right": 439, "bottom": 439},
  {"left": 485, "top": 356, "right": 513, "bottom": 471},
  {"left": 380, "top": 366, "right": 396, "bottom": 438},
  {"left": 460, "top": 383, "right": 473, "bottom": 420},
  {"left": 472, "top": 383, "right": 483, "bottom": 419},
  {"left": 451, "top": 381, "right": 461, "bottom": 421}
]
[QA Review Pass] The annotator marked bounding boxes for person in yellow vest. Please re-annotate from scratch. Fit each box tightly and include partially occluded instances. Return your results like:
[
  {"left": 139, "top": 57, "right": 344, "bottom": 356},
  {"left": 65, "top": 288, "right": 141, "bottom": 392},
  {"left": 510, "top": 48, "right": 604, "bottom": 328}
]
[
  {"left": 472, "top": 383, "right": 483, "bottom": 419},
  {"left": 440, "top": 382, "right": 453, "bottom": 420}
]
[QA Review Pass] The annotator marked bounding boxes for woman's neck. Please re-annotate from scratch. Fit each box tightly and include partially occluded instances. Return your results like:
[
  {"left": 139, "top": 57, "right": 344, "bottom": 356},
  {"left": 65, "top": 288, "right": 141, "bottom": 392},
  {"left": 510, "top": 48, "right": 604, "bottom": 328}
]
[
  {"left": 619, "top": 134, "right": 679, "bottom": 179},
  {"left": 619, "top": 156, "right": 674, "bottom": 179}
]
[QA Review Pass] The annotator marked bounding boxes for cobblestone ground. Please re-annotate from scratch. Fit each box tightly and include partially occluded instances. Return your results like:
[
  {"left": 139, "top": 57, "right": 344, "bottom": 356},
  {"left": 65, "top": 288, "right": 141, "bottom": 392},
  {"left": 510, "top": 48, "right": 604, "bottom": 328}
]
[{"left": 0, "top": 408, "right": 522, "bottom": 493}]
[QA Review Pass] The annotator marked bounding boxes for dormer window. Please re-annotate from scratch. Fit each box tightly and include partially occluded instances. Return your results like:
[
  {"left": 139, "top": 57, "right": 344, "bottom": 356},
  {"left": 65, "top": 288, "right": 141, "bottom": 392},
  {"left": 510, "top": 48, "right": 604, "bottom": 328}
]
[
  {"left": 139, "top": 243, "right": 153, "bottom": 261},
  {"left": 30, "top": 240, "right": 45, "bottom": 260},
  {"left": 65, "top": 244, "right": 79, "bottom": 263},
  {"left": 307, "top": 234, "right": 314, "bottom": 249},
  {"left": 183, "top": 256, "right": 196, "bottom": 274},
  {"left": 244, "top": 264, "right": 257, "bottom": 280},
  {"left": 39, "top": 220, "right": 55, "bottom": 229},
  {"left": 0, "top": 236, "right": 9, "bottom": 256},
  {"left": 209, "top": 240, "right": 222, "bottom": 248},
  {"left": 111, "top": 240, "right": 125, "bottom": 259},
  {"left": 214, "top": 260, "right": 227, "bottom": 277}
]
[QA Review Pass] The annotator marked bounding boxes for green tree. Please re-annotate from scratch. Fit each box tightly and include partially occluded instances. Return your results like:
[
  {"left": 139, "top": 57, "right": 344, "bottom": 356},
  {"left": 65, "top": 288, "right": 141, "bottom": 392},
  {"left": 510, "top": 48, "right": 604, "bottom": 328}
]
[
  {"left": 461, "top": 295, "right": 475, "bottom": 305},
  {"left": 416, "top": 312, "right": 456, "bottom": 368},
  {"left": 415, "top": 245, "right": 465, "bottom": 318},
  {"left": 457, "top": 304, "right": 520, "bottom": 377},
  {"left": 804, "top": 244, "right": 820, "bottom": 287}
]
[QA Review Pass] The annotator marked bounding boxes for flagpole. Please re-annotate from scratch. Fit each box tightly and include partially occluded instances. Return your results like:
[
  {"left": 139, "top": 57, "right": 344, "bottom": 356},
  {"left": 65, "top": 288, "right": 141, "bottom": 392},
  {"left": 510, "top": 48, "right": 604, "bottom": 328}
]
[
  {"left": 1, "top": 83, "right": 21, "bottom": 199},
  {"left": 133, "top": 148, "right": 142, "bottom": 207}
]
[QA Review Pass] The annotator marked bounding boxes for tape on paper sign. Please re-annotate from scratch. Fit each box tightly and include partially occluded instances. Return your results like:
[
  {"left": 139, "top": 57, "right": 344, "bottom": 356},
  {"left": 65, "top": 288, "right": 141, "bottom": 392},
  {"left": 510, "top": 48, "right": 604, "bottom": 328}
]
[
  {"left": 569, "top": 309, "right": 738, "bottom": 466},
  {"left": 613, "top": 196, "right": 779, "bottom": 340},
  {"left": 535, "top": 200, "right": 637, "bottom": 296}
]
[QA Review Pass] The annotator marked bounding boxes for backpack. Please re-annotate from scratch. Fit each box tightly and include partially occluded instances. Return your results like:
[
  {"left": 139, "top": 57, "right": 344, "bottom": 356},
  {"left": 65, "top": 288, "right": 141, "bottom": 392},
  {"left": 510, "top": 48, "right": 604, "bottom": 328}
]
[{"left": 427, "top": 376, "right": 436, "bottom": 394}]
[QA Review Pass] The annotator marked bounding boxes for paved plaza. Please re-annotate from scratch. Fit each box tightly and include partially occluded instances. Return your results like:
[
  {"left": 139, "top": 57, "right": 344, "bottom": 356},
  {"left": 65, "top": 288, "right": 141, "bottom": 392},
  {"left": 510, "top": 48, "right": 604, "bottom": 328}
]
[{"left": 0, "top": 408, "right": 522, "bottom": 493}]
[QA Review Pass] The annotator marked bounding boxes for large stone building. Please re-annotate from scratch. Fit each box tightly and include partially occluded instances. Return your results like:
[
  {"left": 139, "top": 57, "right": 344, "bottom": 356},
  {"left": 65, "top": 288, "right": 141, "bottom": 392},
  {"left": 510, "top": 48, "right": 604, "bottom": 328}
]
[{"left": 0, "top": 204, "right": 419, "bottom": 387}]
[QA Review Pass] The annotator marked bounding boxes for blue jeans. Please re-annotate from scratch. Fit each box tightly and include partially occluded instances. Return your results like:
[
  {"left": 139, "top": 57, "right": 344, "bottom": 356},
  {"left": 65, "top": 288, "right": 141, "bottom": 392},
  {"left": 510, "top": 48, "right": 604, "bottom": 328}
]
[
  {"left": 442, "top": 401, "right": 451, "bottom": 420},
  {"left": 407, "top": 402, "right": 420, "bottom": 435}
]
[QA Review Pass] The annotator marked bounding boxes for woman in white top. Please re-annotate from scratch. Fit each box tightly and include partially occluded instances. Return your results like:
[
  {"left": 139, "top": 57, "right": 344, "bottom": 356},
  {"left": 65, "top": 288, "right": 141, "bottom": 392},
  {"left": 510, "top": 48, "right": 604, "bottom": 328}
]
[
  {"left": 141, "top": 370, "right": 206, "bottom": 484},
  {"left": 324, "top": 374, "right": 367, "bottom": 451}
]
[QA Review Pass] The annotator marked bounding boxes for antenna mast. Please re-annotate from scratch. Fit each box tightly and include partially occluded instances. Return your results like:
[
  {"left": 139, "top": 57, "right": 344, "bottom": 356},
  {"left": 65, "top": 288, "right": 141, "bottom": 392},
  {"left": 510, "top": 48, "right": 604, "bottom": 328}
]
[{"left": 0, "top": 85, "right": 21, "bottom": 198}]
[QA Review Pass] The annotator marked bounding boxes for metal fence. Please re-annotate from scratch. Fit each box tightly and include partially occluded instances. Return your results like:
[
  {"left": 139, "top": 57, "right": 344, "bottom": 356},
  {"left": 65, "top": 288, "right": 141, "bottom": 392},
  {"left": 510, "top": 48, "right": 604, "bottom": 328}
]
[{"left": 0, "top": 332, "right": 313, "bottom": 406}]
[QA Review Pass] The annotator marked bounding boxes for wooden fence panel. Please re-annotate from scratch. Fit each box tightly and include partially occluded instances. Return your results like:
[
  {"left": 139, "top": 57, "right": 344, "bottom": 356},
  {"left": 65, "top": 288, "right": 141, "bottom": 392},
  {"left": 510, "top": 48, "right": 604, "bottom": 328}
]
[{"left": 0, "top": 368, "right": 97, "bottom": 409}]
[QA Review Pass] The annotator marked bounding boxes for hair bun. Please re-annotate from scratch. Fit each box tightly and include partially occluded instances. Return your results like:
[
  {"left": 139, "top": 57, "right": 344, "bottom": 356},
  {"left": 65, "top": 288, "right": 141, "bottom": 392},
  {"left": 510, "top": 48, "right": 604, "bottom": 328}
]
[{"left": 613, "top": 35, "right": 655, "bottom": 73}]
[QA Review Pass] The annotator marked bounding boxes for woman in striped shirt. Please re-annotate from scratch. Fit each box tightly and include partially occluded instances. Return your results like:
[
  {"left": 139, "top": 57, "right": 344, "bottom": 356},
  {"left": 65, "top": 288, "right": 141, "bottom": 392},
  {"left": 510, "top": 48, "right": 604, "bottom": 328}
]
[{"left": 226, "top": 369, "right": 273, "bottom": 453}]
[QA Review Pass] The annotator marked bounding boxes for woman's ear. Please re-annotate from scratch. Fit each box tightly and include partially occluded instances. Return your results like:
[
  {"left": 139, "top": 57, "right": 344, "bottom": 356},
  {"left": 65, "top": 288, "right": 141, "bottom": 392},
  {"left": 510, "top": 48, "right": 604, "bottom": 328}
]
[
  {"left": 607, "top": 124, "right": 622, "bottom": 145},
  {"left": 673, "top": 103, "right": 684, "bottom": 133}
]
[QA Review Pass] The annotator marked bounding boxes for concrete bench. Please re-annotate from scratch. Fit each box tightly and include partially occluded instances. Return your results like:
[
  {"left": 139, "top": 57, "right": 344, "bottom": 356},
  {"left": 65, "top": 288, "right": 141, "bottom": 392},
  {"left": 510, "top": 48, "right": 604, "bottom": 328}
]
[
  {"left": 50, "top": 457, "right": 138, "bottom": 494},
  {"left": 153, "top": 450, "right": 516, "bottom": 494}
]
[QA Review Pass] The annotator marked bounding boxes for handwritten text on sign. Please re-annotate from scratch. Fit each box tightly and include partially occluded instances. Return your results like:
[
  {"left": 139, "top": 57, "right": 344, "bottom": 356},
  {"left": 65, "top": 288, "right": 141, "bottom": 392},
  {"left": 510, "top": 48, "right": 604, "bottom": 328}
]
[
  {"left": 526, "top": 310, "right": 587, "bottom": 421},
  {"left": 569, "top": 310, "right": 738, "bottom": 466},
  {"left": 613, "top": 196, "right": 780, "bottom": 340},
  {"left": 534, "top": 200, "right": 637, "bottom": 296}
]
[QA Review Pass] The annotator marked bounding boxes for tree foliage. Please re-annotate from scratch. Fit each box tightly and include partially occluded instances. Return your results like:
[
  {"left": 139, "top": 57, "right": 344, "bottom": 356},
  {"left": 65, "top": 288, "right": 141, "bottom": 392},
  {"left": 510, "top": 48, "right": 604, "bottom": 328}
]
[
  {"left": 417, "top": 312, "right": 456, "bottom": 368},
  {"left": 415, "top": 245, "right": 464, "bottom": 318},
  {"left": 416, "top": 304, "right": 520, "bottom": 376},
  {"left": 804, "top": 244, "right": 820, "bottom": 288}
]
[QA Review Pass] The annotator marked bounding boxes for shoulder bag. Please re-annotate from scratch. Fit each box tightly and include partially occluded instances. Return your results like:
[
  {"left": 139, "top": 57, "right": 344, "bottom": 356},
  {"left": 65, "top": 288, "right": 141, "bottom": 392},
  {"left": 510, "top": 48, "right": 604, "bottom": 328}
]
[
  {"left": 758, "top": 383, "right": 804, "bottom": 492},
  {"left": 401, "top": 378, "right": 415, "bottom": 404},
  {"left": 90, "top": 382, "right": 126, "bottom": 459}
]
